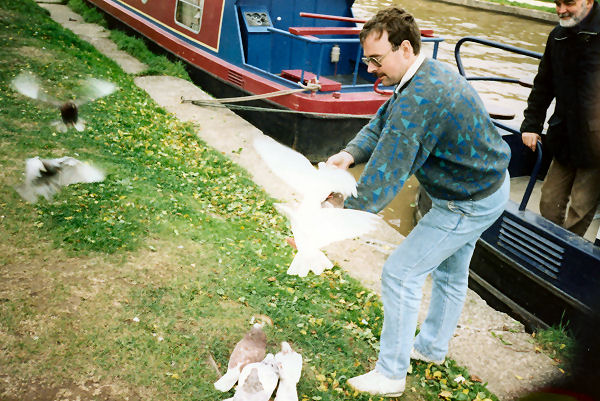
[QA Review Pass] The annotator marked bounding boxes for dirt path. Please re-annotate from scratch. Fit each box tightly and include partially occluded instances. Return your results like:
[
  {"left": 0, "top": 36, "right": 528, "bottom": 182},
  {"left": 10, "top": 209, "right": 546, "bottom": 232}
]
[{"left": 38, "top": 3, "right": 562, "bottom": 399}]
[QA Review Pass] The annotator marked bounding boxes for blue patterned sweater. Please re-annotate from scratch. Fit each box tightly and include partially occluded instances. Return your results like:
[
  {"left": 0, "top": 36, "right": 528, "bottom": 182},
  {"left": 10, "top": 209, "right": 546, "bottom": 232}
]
[{"left": 344, "top": 58, "right": 511, "bottom": 213}]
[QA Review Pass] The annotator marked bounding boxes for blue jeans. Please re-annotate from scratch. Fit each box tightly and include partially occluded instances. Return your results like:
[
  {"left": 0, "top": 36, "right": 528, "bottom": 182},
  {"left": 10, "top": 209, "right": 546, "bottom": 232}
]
[{"left": 375, "top": 174, "right": 509, "bottom": 379}]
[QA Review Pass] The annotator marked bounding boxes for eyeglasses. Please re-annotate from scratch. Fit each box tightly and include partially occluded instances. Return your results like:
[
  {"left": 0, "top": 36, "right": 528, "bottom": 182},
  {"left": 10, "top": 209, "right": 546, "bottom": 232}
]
[{"left": 361, "top": 48, "right": 393, "bottom": 67}]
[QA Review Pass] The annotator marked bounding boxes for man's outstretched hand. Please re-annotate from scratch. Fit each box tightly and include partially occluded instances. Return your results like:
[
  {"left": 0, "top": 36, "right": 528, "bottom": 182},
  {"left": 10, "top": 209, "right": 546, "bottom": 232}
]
[{"left": 326, "top": 151, "right": 354, "bottom": 170}]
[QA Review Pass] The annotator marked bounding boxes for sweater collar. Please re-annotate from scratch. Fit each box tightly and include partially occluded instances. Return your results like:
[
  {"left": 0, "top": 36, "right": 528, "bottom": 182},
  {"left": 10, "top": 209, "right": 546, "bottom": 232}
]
[{"left": 395, "top": 53, "right": 426, "bottom": 93}]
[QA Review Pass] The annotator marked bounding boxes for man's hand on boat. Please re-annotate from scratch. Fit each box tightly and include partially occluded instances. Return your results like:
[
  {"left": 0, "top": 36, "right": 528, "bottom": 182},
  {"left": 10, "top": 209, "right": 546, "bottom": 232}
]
[
  {"left": 325, "top": 150, "right": 355, "bottom": 170},
  {"left": 522, "top": 132, "right": 541, "bottom": 152}
]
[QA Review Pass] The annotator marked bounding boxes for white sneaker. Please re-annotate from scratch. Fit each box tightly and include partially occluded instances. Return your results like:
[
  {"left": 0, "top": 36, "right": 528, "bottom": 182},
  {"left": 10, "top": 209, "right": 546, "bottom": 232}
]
[
  {"left": 410, "top": 348, "right": 444, "bottom": 364},
  {"left": 347, "top": 369, "right": 405, "bottom": 397}
]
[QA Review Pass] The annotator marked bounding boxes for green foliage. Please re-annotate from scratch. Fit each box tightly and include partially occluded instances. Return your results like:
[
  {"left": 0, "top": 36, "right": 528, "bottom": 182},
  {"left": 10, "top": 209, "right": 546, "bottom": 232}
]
[
  {"left": 67, "top": 0, "right": 107, "bottom": 26},
  {"left": 534, "top": 322, "right": 575, "bottom": 367}
]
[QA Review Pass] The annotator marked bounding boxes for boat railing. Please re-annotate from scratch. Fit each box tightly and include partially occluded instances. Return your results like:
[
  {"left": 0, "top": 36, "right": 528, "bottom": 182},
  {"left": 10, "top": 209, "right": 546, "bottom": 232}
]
[
  {"left": 266, "top": 26, "right": 444, "bottom": 90},
  {"left": 454, "top": 36, "right": 542, "bottom": 87}
]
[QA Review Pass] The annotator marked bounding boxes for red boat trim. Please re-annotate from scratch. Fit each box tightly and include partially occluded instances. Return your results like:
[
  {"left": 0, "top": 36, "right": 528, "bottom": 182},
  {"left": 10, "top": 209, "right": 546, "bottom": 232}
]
[{"left": 102, "top": 0, "right": 225, "bottom": 52}]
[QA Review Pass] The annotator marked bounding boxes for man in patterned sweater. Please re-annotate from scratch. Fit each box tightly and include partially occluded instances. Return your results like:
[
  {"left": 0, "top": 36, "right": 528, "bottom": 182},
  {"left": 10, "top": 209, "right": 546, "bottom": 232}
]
[{"left": 326, "top": 7, "right": 511, "bottom": 397}]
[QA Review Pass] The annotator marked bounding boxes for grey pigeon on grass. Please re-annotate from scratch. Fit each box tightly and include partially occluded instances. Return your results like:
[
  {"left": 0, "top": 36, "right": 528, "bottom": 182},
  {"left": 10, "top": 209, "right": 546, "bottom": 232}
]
[
  {"left": 214, "top": 323, "right": 267, "bottom": 392},
  {"left": 15, "top": 156, "right": 105, "bottom": 203},
  {"left": 253, "top": 136, "right": 383, "bottom": 277},
  {"left": 11, "top": 71, "right": 117, "bottom": 132}
]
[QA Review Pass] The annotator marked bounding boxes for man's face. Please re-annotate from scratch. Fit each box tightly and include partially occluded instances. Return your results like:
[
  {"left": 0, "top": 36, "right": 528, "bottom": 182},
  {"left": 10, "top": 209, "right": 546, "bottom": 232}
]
[
  {"left": 555, "top": 0, "right": 592, "bottom": 27},
  {"left": 362, "top": 30, "right": 413, "bottom": 87}
]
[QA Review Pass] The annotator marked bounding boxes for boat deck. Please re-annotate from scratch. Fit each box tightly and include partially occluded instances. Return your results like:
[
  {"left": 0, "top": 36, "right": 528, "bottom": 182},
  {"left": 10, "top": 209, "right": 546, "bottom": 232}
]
[{"left": 509, "top": 176, "right": 600, "bottom": 243}]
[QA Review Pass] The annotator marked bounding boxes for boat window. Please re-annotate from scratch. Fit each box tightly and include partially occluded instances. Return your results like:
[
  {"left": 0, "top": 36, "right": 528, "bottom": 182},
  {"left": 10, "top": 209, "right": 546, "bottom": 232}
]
[{"left": 175, "top": 0, "right": 204, "bottom": 33}]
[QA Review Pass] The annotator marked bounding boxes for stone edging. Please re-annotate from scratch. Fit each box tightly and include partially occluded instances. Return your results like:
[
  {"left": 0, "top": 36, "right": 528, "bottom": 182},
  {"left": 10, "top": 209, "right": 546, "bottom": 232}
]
[{"left": 432, "top": 0, "right": 557, "bottom": 24}]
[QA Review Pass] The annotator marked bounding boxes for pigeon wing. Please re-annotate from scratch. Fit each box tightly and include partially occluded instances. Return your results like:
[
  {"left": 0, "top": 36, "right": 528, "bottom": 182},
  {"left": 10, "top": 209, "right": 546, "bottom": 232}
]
[
  {"left": 304, "top": 208, "right": 382, "bottom": 249},
  {"left": 11, "top": 71, "right": 62, "bottom": 106},
  {"left": 75, "top": 78, "right": 117, "bottom": 106},
  {"left": 315, "top": 162, "right": 358, "bottom": 199},
  {"left": 253, "top": 137, "right": 322, "bottom": 197},
  {"left": 54, "top": 157, "right": 105, "bottom": 186}
]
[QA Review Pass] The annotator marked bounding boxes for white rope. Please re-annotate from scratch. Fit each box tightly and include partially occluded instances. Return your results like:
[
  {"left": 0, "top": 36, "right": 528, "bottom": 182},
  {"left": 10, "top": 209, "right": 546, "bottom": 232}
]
[
  {"left": 183, "top": 101, "right": 374, "bottom": 119},
  {"left": 181, "top": 82, "right": 321, "bottom": 104}
]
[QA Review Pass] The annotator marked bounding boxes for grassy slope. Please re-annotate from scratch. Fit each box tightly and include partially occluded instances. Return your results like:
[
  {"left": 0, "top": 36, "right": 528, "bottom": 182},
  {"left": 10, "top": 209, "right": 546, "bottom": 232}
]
[{"left": 0, "top": 1, "right": 506, "bottom": 400}]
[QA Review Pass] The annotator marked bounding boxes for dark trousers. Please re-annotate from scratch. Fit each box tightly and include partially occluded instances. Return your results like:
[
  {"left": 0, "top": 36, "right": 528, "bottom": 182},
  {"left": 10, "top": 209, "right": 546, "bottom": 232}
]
[{"left": 539, "top": 159, "right": 600, "bottom": 236}]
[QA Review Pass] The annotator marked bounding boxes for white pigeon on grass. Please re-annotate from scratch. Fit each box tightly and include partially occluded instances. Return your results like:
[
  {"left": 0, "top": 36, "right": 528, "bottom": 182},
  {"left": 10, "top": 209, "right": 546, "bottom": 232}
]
[
  {"left": 214, "top": 323, "right": 267, "bottom": 392},
  {"left": 11, "top": 71, "right": 117, "bottom": 132},
  {"left": 253, "top": 136, "right": 383, "bottom": 277},
  {"left": 223, "top": 353, "right": 279, "bottom": 401},
  {"left": 274, "top": 342, "right": 302, "bottom": 401},
  {"left": 15, "top": 156, "right": 105, "bottom": 203}
]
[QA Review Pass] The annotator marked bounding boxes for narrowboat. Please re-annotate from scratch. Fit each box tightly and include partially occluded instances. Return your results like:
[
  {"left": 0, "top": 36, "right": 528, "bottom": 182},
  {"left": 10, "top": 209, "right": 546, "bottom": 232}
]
[{"left": 83, "top": 0, "right": 441, "bottom": 161}]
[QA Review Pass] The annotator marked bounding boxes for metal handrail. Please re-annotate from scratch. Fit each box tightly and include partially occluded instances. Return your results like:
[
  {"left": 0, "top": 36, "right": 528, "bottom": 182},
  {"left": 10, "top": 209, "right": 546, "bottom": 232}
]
[
  {"left": 519, "top": 141, "right": 543, "bottom": 211},
  {"left": 454, "top": 36, "right": 542, "bottom": 85},
  {"left": 492, "top": 120, "right": 543, "bottom": 211}
]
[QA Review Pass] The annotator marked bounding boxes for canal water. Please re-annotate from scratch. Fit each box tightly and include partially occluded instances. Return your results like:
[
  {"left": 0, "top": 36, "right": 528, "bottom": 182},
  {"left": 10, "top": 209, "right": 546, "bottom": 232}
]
[{"left": 348, "top": 0, "right": 555, "bottom": 235}]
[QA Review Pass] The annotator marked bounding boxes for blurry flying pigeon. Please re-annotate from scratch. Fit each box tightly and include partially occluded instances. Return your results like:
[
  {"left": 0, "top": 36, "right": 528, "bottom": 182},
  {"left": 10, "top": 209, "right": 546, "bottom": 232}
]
[
  {"left": 224, "top": 353, "right": 279, "bottom": 401},
  {"left": 214, "top": 323, "right": 267, "bottom": 392},
  {"left": 10, "top": 71, "right": 117, "bottom": 132},
  {"left": 15, "top": 156, "right": 105, "bottom": 203},
  {"left": 274, "top": 342, "right": 302, "bottom": 401},
  {"left": 253, "top": 136, "right": 383, "bottom": 277}
]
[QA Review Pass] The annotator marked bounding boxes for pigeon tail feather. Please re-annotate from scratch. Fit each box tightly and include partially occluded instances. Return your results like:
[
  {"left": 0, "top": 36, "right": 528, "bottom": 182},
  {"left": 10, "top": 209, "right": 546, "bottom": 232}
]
[
  {"left": 214, "top": 364, "right": 242, "bottom": 392},
  {"left": 287, "top": 249, "right": 333, "bottom": 277}
]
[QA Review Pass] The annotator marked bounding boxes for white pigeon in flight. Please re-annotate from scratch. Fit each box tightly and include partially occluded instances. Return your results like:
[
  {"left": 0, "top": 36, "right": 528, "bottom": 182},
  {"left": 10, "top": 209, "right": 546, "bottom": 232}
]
[
  {"left": 11, "top": 71, "right": 117, "bottom": 132},
  {"left": 253, "top": 136, "right": 383, "bottom": 277},
  {"left": 15, "top": 156, "right": 105, "bottom": 203}
]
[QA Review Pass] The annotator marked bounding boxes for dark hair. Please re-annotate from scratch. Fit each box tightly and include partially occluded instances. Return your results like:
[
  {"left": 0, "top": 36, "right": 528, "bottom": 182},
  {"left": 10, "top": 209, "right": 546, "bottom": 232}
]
[{"left": 359, "top": 7, "right": 421, "bottom": 55}]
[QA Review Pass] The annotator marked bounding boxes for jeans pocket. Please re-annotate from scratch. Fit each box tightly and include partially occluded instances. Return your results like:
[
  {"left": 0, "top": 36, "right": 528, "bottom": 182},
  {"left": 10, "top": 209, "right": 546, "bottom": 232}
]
[{"left": 447, "top": 200, "right": 473, "bottom": 216}]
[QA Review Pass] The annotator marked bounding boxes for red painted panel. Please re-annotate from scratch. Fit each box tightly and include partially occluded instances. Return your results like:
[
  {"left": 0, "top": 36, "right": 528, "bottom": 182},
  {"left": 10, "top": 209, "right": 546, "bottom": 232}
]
[
  {"left": 281, "top": 70, "right": 342, "bottom": 92},
  {"left": 102, "top": 0, "right": 224, "bottom": 51}
]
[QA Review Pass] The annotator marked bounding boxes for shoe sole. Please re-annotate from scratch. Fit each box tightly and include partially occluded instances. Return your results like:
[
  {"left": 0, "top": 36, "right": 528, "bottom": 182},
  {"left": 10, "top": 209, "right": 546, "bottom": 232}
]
[{"left": 347, "top": 383, "right": 404, "bottom": 397}]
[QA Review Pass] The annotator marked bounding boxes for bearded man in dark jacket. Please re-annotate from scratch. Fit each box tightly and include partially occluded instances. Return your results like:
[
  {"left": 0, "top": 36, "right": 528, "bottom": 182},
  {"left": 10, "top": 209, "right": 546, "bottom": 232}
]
[{"left": 521, "top": 0, "right": 600, "bottom": 237}]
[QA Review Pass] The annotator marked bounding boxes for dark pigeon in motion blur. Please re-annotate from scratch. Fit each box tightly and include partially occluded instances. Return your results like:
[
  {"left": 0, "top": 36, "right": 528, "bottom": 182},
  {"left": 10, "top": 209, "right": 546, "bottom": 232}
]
[
  {"left": 15, "top": 156, "right": 105, "bottom": 203},
  {"left": 10, "top": 71, "right": 117, "bottom": 132}
]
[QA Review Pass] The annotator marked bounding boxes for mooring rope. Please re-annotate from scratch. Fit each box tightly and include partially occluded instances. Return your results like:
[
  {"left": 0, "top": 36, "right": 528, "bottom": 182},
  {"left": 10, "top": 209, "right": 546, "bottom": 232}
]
[
  {"left": 180, "top": 82, "right": 373, "bottom": 119},
  {"left": 181, "top": 82, "right": 320, "bottom": 105},
  {"left": 182, "top": 100, "right": 374, "bottom": 119}
]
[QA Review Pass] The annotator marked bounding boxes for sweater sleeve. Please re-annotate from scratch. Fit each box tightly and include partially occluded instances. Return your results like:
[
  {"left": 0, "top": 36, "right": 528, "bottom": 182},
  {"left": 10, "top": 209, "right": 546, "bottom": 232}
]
[
  {"left": 343, "top": 96, "right": 394, "bottom": 164},
  {"left": 345, "top": 131, "right": 429, "bottom": 214},
  {"left": 520, "top": 33, "right": 556, "bottom": 134}
]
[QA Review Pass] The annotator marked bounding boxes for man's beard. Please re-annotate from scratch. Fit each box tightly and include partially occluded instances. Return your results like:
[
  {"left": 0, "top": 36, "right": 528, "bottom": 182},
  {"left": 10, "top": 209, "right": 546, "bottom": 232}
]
[{"left": 559, "top": 1, "right": 589, "bottom": 27}]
